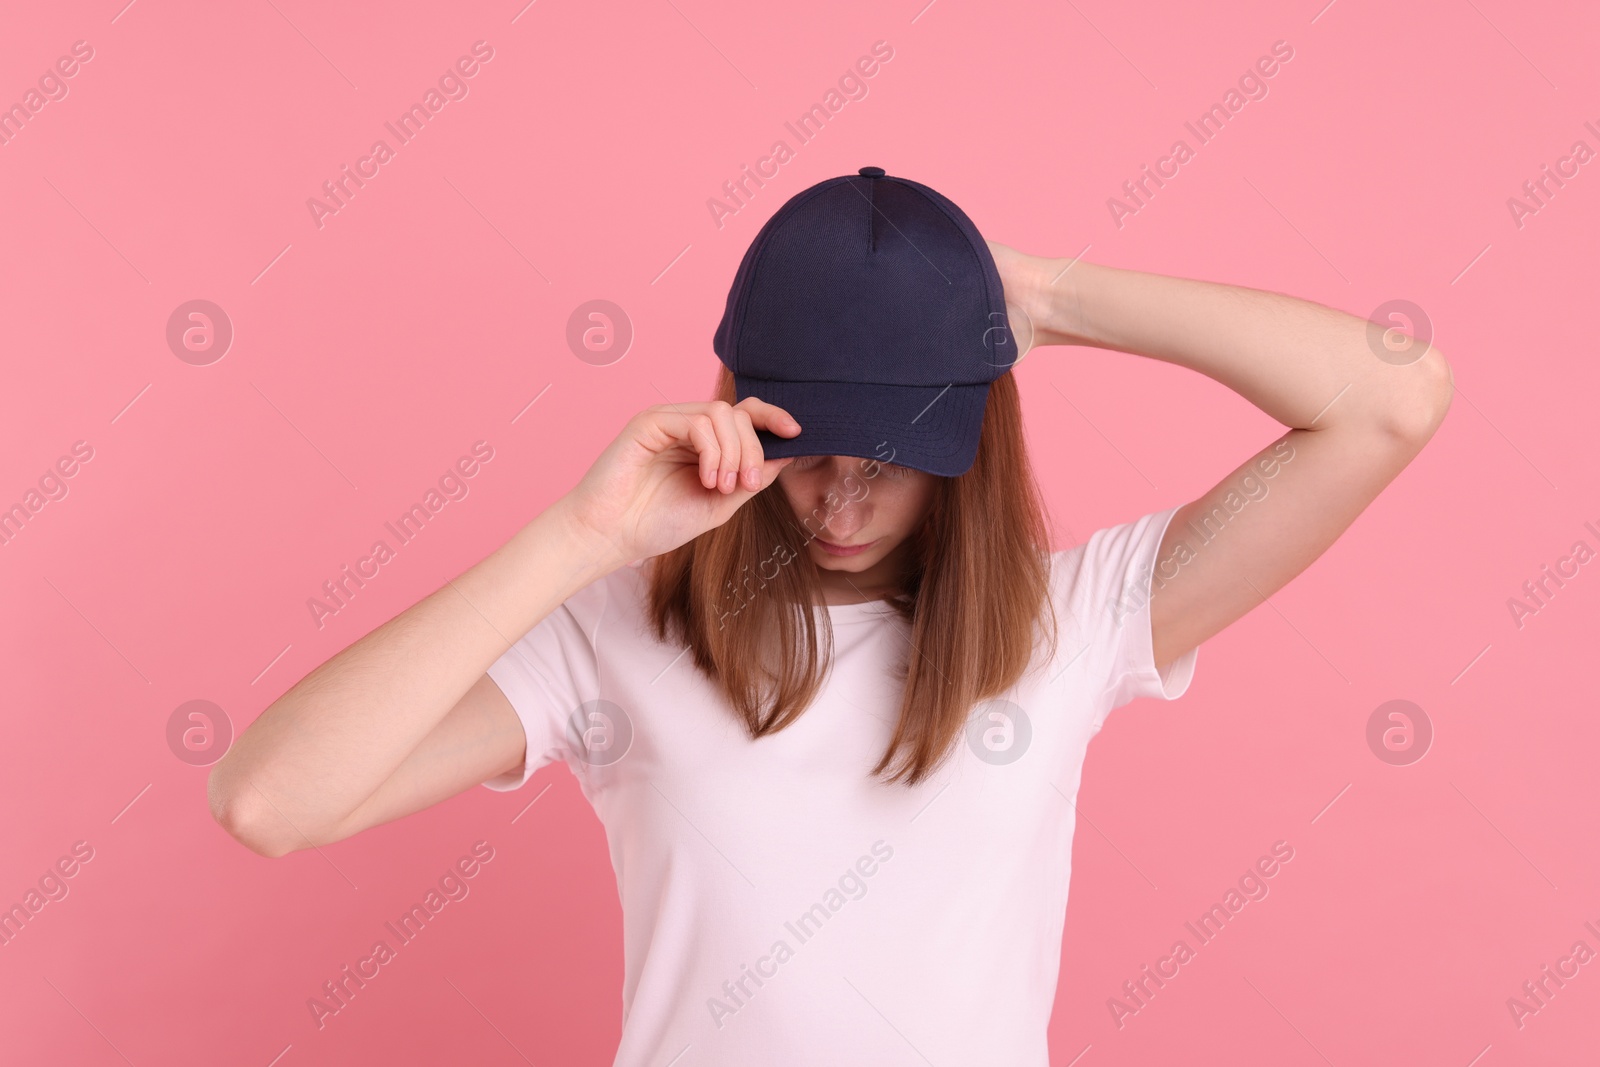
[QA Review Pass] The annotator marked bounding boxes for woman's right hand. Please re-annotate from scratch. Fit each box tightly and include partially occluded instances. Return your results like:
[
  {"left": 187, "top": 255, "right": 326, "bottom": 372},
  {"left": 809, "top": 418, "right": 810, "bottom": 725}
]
[{"left": 558, "top": 397, "right": 803, "bottom": 567}]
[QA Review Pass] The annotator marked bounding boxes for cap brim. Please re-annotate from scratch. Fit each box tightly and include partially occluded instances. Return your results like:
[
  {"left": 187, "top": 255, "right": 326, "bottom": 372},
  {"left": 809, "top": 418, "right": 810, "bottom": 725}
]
[{"left": 733, "top": 374, "right": 988, "bottom": 477}]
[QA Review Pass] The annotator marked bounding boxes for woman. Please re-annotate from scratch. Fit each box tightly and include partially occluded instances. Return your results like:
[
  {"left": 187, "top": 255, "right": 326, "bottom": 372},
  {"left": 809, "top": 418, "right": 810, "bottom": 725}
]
[{"left": 209, "top": 168, "right": 1451, "bottom": 1064}]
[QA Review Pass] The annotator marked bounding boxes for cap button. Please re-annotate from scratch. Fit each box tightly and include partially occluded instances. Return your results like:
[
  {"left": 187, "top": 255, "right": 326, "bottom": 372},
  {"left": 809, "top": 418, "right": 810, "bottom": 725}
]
[{"left": 858, "top": 166, "right": 886, "bottom": 178}]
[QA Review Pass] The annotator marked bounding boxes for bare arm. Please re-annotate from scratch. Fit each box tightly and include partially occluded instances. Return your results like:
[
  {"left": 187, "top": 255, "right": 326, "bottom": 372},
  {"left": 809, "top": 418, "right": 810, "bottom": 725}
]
[
  {"left": 989, "top": 244, "right": 1454, "bottom": 672},
  {"left": 206, "top": 500, "right": 616, "bottom": 857},
  {"left": 208, "top": 399, "right": 802, "bottom": 858}
]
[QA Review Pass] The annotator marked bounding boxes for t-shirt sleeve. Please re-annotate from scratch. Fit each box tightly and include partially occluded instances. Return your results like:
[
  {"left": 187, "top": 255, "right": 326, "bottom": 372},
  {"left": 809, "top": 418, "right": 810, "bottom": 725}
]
[
  {"left": 1055, "top": 504, "right": 1199, "bottom": 730},
  {"left": 480, "top": 594, "right": 600, "bottom": 792}
]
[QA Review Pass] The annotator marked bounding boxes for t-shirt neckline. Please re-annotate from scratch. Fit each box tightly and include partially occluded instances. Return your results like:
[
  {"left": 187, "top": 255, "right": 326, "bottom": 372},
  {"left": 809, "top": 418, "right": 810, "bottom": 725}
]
[{"left": 820, "top": 599, "right": 901, "bottom": 625}]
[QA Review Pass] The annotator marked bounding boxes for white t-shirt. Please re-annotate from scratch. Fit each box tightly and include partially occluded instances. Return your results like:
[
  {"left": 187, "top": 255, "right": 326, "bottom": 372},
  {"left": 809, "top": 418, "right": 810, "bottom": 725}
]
[{"left": 483, "top": 505, "right": 1198, "bottom": 1066}]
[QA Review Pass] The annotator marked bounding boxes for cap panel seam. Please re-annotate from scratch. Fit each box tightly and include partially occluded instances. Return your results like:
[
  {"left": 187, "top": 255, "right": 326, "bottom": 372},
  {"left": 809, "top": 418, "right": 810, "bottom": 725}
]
[
  {"left": 891, "top": 176, "right": 1008, "bottom": 350},
  {"left": 724, "top": 171, "right": 1010, "bottom": 392},
  {"left": 867, "top": 175, "right": 877, "bottom": 254},
  {"left": 731, "top": 177, "right": 852, "bottom": 376}
]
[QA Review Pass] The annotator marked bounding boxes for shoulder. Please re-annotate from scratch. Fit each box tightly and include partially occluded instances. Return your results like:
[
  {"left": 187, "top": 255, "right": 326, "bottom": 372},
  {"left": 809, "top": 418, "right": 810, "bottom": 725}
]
[
  {"left": 1048, "top": 506, "right": 1181, "bottom": 618},
  {"left": 570, "top": 559, "right": 652, "bottom": 629},
  {"left": 510, "top": 560, "right": 653, "bottom": 651}
]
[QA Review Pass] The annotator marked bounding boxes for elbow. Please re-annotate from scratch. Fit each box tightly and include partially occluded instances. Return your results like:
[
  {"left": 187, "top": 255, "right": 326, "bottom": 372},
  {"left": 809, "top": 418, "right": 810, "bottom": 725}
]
[
  {"left": 207, "top": 768, "right": 299, "bottom": 859},
  {"left": 1380, "top": 344, "right": 1453, "bottom": 446}
]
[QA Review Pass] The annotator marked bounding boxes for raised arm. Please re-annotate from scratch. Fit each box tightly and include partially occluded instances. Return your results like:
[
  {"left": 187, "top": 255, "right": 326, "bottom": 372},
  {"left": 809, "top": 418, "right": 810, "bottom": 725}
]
[{"left": 988, "top": 242, "right": 1453, "bottom": 674}]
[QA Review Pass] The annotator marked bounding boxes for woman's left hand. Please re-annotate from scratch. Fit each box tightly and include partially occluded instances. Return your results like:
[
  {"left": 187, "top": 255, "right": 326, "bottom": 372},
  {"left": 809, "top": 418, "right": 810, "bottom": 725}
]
[{"left": 984, "top": 239, "right": 1061, "bottom": 358}]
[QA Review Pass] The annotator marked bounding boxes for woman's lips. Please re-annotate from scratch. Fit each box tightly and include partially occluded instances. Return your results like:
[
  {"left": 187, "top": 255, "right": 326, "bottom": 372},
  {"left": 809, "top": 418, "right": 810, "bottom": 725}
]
[{"left": 814, "top": 537, "right": 878, "bottom": 557}]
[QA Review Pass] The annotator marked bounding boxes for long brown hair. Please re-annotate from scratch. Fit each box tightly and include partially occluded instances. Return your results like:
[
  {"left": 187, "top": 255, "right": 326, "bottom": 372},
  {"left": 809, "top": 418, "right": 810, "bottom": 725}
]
[{"left": 645, "top": 364, "right": 1058, "bottom": 785}]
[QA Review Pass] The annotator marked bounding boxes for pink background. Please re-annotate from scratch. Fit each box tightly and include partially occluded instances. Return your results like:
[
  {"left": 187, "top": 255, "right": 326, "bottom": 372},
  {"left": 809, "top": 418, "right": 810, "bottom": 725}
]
[{"left": 4, "top": 0, "right": 1597, "bottom": 1063}]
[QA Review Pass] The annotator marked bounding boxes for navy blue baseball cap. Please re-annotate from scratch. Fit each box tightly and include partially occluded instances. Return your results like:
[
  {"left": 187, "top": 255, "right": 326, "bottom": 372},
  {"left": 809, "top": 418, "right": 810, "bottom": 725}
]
[{"left": 713, "top": 165, "right": 1018, "bottom": 478}]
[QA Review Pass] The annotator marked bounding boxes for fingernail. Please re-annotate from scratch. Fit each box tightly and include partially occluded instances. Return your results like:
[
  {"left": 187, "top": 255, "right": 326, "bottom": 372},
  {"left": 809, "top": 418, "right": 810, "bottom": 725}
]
[
  {"left": 722, "top": 471, "right": 736, "bottom": 491},
  {"left": 745, "top": 466, "right": 758, "bottom": 487}
]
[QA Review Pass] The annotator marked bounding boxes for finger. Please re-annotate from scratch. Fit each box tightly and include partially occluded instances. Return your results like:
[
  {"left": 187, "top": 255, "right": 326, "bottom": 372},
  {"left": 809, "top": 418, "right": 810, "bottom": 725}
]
[
  {"left": 734, "top": 396, "right": 802, "bottom": 437},
  {"left": 673, "top": 397, "right": 801, "bottom": 435},
  {"left": 755, "top": 455, "right": 795, "bottom": 491},
  {"left": 650, "top": 403, "right": 769, "bottom": 493},
  {"left": 730, "top": 407, "right": 764, "bottom": 491},
  {"left": 705, "top": 402, "right": 745, "bottom": 493},
  {"left": 677, "top": 412, "right": 720, "bottom": 490}
]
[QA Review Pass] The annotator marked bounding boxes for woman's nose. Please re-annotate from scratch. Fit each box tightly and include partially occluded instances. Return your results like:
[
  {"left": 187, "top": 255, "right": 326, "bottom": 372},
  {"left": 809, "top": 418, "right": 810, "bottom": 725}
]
[{"left": 815, "top": 458, "right": 868, "bottom": 495}]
